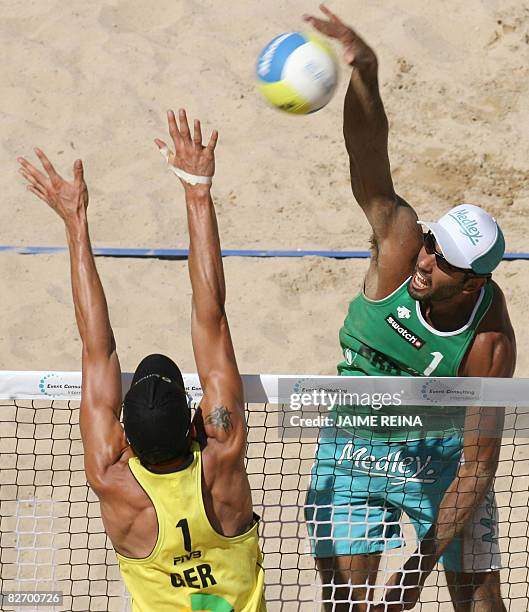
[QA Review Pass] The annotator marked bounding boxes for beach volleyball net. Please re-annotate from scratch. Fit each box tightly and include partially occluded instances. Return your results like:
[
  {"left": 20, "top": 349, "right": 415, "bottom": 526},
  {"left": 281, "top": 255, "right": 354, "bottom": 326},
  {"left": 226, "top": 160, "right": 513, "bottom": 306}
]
[{"left": 0, "top": 372, "right": 528, "bottom": 611}]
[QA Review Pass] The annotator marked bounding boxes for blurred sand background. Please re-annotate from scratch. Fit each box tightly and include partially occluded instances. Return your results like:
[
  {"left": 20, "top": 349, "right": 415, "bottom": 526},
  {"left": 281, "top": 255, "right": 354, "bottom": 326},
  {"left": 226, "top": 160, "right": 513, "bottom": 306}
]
[
  {"left": 1, "top": 2, "right": 529, "bottom": 610},
  {"left": 1, "top": 0, "right": 528, "bottom": 376}
]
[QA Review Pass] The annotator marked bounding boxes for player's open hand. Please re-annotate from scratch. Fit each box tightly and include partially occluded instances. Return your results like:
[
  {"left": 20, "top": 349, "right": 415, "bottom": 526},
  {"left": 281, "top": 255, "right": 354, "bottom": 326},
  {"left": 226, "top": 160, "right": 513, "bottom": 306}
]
[
  {"left": 155, "top": 109, "right": 218, "bottom": 191},
  {"left": 303, "top": 4, "right": 377, "bottom": 70},
  {"left": 18, "top": 150, "right": 88, "bottom": 224}
]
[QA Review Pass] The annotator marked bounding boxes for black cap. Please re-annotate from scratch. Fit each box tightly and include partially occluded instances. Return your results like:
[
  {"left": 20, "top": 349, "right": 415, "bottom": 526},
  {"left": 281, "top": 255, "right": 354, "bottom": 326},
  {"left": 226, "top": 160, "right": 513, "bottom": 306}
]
[{"left": 123, "top": 354, "right": 191, "bottom": 465}]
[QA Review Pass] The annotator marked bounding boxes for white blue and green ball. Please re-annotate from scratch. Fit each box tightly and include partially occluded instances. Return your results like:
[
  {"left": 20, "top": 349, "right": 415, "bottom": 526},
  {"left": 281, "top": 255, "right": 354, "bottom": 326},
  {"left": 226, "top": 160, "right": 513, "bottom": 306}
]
[{"left": 256, "top": 32, "right": 338, "bottom": 114}]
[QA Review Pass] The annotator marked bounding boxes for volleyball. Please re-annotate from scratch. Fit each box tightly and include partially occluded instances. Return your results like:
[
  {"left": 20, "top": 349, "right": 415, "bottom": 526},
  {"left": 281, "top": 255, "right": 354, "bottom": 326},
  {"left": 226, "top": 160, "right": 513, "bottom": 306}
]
[{"left": 256, "top": 32, "right": 338, "bottom": 114}]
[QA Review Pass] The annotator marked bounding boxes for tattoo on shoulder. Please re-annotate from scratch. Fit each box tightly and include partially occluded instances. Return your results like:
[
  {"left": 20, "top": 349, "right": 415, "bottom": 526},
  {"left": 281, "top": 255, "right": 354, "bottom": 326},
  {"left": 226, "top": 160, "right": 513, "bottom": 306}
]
[{"left": 205, "top": 406, "right": 233, "bottom": 433}]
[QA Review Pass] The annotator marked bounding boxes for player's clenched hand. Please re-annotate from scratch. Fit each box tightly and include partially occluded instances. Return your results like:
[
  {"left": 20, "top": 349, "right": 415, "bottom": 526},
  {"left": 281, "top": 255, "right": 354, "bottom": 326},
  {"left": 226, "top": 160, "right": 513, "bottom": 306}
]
[
  {"left": 303, "top": 4, "right": 377, "bottom": 71},
  {"left": 18, "top": 149, "right": 88, "bottom": 224},
  {"left": 155, "top": 108, "right": 218, "bottom": 192}
]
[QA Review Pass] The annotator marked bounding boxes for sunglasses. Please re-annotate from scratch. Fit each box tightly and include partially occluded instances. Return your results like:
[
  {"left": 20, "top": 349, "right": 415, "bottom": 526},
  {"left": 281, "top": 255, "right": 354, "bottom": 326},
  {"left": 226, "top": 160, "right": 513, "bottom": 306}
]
[{"left": 422, "top": 231, "right": 474, "bottom": 275}]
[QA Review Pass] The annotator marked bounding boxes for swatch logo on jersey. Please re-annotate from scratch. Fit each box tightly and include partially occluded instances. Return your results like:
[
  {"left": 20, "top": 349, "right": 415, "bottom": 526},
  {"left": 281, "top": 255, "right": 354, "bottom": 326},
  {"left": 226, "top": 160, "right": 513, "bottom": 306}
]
[{"left": 385, "top": 314, "right": 425, "bottom": 349}]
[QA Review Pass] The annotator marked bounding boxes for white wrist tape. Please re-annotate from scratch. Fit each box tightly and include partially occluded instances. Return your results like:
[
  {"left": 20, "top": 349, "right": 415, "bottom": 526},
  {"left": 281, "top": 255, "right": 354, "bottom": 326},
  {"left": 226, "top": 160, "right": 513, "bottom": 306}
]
[{"left": 159, "top": 146, "right": 212, "bottom": 186}]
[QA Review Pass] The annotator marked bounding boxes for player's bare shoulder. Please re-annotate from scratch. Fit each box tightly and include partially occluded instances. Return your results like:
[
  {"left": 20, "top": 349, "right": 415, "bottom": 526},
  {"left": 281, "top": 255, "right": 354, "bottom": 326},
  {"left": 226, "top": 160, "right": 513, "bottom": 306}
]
[
  {"left": 90, "top": 447, "right": 153, "bottom": 519},
  {"left": 461, "top": 281, "right": 516, "bottom": 377}
]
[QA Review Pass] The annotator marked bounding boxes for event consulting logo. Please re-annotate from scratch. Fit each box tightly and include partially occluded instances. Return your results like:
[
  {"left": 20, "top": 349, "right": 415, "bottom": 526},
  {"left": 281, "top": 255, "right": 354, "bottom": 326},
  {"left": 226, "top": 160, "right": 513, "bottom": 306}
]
[
  {"left": 420, "top": 378, "right": 481, "bottom": 404},
  {"left": 39, "top": 373, "right": 82, "bottom": 398}
]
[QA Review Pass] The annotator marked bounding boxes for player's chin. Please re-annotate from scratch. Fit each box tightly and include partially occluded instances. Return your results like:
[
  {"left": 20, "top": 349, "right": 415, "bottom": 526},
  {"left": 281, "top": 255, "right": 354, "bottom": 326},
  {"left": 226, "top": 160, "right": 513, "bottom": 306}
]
[{"left": 407, "top": 280, "right": 432, "bottom": 301}]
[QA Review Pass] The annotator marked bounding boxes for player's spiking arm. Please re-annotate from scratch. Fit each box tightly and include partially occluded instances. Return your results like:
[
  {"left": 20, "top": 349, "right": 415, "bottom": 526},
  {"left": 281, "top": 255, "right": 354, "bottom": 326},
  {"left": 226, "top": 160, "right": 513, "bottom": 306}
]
[
  {"left": 304, "top": 5, "right": 423, "bottom": 299},
  {"left": 155, "top": 110, "right": 253, "bottom": 535},
  {"left": 17, "top": 150, "right": 125, "bottom": 491},
  {"left": 306, "top": 6, "right": 514, "bottom": 612}
]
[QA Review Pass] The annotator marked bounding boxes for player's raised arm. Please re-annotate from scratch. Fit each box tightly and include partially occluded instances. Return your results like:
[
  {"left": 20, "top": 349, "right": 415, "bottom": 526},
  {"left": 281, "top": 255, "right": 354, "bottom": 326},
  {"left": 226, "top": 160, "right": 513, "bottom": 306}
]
[
  {"left": 304, "top": 5, "right": 423, "bottom": 297},
  {"left": 17, "top": 150, "right": 125, "bottom": 490},
  {"left": 155, "top": 110, "right": 245, "bottom": 455}
]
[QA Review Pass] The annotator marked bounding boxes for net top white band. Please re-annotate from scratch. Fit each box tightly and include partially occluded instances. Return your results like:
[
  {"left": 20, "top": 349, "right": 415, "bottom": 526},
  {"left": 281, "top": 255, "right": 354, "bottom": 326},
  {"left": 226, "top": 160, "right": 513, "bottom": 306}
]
[{"left": 1, "top": 371, "right": 529, "bottom": 406}]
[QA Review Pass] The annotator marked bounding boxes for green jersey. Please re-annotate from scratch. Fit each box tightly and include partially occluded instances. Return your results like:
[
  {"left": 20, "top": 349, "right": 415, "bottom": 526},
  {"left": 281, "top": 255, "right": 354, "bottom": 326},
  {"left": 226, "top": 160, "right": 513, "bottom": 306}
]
[{"left": 336, "top": 277, "right": 494, "bottom": 440}]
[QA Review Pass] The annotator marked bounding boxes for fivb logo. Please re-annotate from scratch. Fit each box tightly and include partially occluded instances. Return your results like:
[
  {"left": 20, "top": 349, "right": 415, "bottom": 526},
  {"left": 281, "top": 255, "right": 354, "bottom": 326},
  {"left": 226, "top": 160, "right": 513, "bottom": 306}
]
[
  {"left": 385, "top": 314, "right": 425, "bottom": 350},
  {"left": 449, "top": 208, "right": 484, "bottom": 246}
]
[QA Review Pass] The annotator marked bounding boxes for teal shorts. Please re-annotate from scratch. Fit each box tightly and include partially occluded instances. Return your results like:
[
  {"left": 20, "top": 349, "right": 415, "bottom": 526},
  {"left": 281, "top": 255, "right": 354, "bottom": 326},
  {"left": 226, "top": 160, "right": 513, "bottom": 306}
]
[{"left": 305, "top": 433, "right": 501, "bottom": 572}]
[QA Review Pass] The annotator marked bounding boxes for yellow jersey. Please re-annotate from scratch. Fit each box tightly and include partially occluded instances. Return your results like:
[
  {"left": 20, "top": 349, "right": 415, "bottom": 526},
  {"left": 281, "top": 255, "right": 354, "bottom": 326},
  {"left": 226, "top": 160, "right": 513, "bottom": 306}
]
[{"left": 116, "top": 442, "right": 266, "bottom": 612}]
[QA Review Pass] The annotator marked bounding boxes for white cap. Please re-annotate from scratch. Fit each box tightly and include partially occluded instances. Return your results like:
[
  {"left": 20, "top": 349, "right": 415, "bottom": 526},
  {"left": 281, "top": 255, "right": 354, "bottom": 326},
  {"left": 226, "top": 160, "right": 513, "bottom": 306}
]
[{"left": 418, "top": 204, "right": 505, "bottom": 275}]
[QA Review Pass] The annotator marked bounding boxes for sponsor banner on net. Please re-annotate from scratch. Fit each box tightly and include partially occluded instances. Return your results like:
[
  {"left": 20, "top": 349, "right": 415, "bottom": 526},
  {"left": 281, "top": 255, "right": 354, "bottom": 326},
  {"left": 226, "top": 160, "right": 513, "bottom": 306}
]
[
  {"left": 38, "top": 372, "right": 83, "bottom": 398},
  {"left": 0, "top": 371, "right": 84, "bottom": 400}
]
